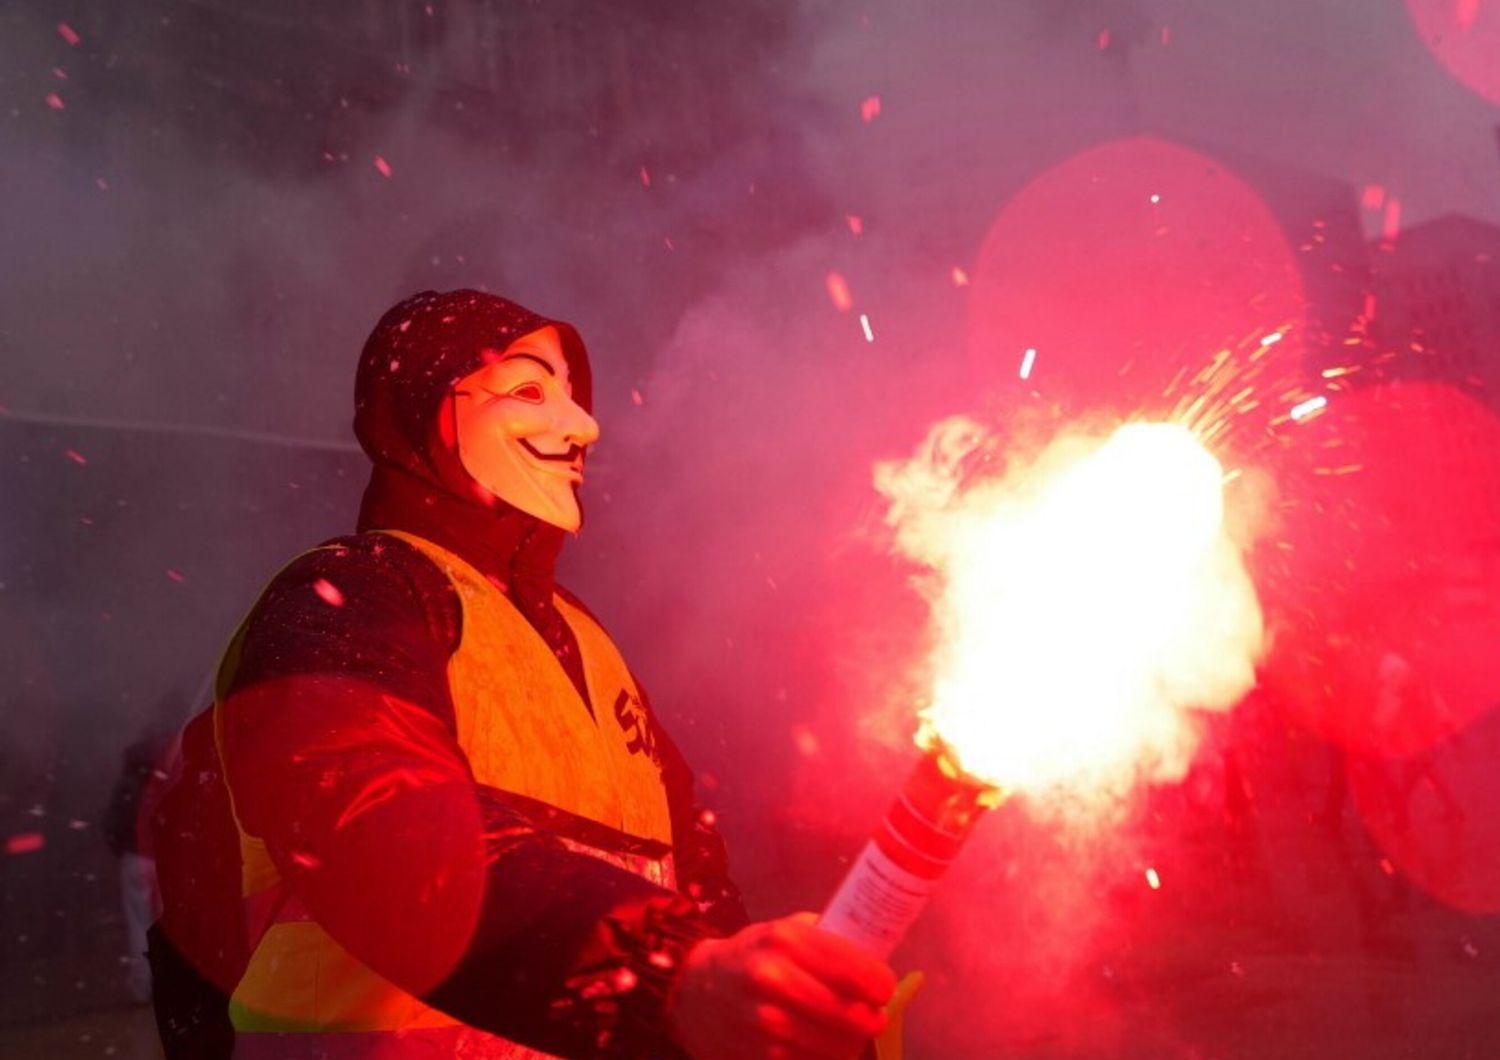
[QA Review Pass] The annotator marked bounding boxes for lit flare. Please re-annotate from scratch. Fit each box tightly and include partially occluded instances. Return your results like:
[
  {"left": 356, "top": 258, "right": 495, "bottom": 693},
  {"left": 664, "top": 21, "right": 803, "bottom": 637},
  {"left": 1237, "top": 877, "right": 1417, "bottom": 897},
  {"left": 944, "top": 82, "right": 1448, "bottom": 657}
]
[{"left": 877, "top": 419, "right": 1263, "bottom": 793}]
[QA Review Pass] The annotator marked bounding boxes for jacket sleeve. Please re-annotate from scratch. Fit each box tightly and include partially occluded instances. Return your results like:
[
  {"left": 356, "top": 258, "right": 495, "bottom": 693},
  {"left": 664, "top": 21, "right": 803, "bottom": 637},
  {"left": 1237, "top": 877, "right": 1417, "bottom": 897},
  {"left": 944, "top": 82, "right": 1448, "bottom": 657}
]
[{"left": 217, "top": 534, "right": 721, "bottom": 1057}]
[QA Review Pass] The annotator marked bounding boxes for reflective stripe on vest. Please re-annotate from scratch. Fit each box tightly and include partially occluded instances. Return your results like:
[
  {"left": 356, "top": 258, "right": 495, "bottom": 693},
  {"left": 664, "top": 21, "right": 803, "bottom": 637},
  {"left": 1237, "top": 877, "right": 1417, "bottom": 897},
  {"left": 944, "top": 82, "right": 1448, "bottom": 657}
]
[{"left": 219, "top": 531, "right": 675, "bottom": 1046}]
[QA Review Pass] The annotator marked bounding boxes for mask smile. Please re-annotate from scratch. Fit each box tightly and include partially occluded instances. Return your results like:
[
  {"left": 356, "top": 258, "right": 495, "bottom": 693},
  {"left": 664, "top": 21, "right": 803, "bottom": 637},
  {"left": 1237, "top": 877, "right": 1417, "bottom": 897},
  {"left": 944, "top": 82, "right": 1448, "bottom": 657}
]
[{"left": 519, "top": 439, "right": 585, "bottom": 481}]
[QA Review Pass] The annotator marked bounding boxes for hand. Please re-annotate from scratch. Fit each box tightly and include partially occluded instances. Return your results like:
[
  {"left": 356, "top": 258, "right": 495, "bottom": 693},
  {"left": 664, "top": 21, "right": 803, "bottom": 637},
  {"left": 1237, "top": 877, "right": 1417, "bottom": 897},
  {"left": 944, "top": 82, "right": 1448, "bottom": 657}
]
[{"left": 669, "top": 913, "right": 896, "bottom": 1060}]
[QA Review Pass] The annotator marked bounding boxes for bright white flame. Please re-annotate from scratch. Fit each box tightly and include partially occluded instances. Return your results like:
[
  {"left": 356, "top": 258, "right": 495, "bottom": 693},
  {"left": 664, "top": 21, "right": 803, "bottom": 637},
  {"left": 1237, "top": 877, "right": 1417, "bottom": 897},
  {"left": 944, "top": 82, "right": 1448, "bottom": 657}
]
[{"left": 875, "top": 419, "right": 1264, "bottom": 792}]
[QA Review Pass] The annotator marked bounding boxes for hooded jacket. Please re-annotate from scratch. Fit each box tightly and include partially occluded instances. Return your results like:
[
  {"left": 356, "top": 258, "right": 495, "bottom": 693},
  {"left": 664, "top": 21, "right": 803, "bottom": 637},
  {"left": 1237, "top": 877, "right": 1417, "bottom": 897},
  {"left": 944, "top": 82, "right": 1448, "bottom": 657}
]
[{"left": 212, "top": 290, "right": 745, "bottom": 1057}]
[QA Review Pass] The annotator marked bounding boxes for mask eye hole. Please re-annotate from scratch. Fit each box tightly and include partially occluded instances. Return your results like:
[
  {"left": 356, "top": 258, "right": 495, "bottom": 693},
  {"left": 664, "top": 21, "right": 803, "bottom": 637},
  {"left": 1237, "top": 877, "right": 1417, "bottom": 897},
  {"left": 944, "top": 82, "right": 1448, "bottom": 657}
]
[{"left": 508, "top": 381, "right": 545, "bottom": 403}]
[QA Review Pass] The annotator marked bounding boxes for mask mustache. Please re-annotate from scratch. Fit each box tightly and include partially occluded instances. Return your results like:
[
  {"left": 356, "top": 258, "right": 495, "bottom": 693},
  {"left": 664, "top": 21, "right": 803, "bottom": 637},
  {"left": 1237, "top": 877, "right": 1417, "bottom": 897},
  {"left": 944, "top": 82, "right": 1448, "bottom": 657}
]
[{"left": 519, "top": 440, "right": 586, "bottom": 463}]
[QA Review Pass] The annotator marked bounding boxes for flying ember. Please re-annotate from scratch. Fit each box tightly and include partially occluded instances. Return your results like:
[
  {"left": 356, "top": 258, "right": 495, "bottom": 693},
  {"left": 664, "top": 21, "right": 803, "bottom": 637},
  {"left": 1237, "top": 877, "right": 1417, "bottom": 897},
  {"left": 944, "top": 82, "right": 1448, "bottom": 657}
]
[{"left": 876, "top": 417, "right": 1264, "bottom": 794}]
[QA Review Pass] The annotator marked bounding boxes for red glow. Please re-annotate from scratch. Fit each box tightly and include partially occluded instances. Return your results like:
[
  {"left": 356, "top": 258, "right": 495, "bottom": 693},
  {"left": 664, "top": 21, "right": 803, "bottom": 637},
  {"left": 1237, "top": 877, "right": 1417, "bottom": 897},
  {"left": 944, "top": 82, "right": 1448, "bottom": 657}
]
[
  {"left": 860, "top": 95, "right": 882, "bottom": 123},
  {"left": 1259, "top": 382, "right": 1500, "bottom": 758},
  {"left": 846, "top": 214, "right": 864, "bottom": 235},
  {"left": 791, "top": 725, "right": 820, "bottom": 757},
  {"left": 5, "top": 832, "right": 44, "bottom": 855},
  {"left": 966, "top": 137, "right": 1305, "bottom": 418},
  {"left": 1405, "top": 0, "right": 1500, "bottom": 107},
  {"left": 1361, "top": 183, "right": 1387, "bottom": 210}
]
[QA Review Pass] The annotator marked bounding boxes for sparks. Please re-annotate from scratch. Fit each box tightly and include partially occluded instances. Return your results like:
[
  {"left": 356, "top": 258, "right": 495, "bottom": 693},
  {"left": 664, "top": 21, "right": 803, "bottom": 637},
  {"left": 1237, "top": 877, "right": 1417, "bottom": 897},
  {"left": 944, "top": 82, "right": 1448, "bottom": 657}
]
[
  {"left": 1289, "top": 395, "right": 1328, "bottom": 421},
  {"left": 64, "top": 448, "right": 87, "bottom": 465},
  {"left": 45, "top": 92, "right": 65, "bottom": 111},
  {"left": 860, "top": 95, "right": 882, "bottom": 122},
  {"left": 1259, "top": 331, "right": 1284, "bottom": 347},
  {"left": 859, "top": 313, "right": 874, "bottom": 343},
  {"left": 373, "top": 156, "right": 392, "bottom": 178},
  {"left": 639, "top": 165, "right": 652, "bottom": 188},
  {"left": 846, "top": 214, "right": 864, "bottom": 235},
  {"left": 1145, "top": 867, "right": 1161, "bottom": 889},
  {"left": 1361, "top": 184, "right": 1386, "bottom": 210},
  {"left": 56, "top": 22, "right": 80, "bottom": 45},
  {"left": 825, "top": 271, "right": 853, "bottom": 312},
  {"left": 950, "top": 266, "right": 970, "bottom": 287},
  {"left": 1382, "top": 198, "right": 1403, "bottom": 241},
  {"left": 1019, "top": 347, "right": 1037, "bottom": 380},
  {"left": 313, "top": 578, "right": 346, "bottom": 607}
]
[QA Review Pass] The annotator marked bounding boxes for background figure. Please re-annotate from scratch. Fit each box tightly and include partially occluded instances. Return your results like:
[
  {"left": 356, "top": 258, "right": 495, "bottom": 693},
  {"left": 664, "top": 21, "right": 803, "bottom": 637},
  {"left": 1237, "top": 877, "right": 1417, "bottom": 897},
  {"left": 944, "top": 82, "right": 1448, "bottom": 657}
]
[{"left": 102, "top": 697, "right": 177, "bottom": 1004}]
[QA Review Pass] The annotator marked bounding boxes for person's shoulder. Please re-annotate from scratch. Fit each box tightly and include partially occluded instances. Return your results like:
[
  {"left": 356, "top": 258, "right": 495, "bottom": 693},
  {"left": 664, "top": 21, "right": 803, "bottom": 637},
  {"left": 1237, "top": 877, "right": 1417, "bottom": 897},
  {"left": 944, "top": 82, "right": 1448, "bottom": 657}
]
[
  {"left": 265, "top": 531, "right": 449, "bottom": 596},
  {"left": 250, "top": 531, "right": 460, "bottom": 645}
]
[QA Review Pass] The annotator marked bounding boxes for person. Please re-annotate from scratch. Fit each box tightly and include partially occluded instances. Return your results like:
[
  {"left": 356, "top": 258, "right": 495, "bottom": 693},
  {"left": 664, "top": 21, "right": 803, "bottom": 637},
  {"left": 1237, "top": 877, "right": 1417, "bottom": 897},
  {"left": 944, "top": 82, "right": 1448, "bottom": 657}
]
[
  {"left": 103, "top": 709, "right": 174, "bottom": 1004},
  {"left": 193, "top": 289, "right": 894, "bottom": 1059}
]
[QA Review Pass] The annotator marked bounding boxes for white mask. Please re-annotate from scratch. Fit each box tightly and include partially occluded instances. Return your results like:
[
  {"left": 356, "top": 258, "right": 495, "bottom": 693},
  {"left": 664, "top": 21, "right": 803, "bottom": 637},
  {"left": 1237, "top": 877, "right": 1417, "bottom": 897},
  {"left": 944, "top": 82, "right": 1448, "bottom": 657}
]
[{"left": 452, "top": 325, "right": 601, "bottom": 532}]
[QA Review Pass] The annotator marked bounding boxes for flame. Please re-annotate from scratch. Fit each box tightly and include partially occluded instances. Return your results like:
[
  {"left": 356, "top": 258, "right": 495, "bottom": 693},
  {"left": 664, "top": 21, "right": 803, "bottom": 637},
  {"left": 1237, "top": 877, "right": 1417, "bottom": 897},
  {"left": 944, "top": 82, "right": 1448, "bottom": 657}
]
[{"left": 875, "top": 418, "right": 1264, "bottom": 793}]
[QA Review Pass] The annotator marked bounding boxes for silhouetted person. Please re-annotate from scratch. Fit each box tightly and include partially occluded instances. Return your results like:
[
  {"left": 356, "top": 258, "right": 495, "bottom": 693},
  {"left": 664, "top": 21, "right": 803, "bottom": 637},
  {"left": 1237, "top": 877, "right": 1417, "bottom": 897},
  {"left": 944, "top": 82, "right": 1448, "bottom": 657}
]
[{"left": 103, "top": 706, "right": 175, "bottom": 1004}]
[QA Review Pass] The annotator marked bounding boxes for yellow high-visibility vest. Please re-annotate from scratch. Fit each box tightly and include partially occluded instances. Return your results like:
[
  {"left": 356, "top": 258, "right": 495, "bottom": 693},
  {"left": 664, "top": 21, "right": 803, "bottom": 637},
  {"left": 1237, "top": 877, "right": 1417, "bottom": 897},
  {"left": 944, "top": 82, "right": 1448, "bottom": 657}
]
[{"left": 216, "top": 532, "right": 675, "bottom": 1055}]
